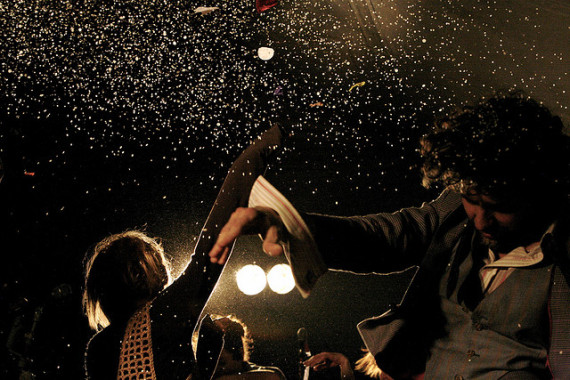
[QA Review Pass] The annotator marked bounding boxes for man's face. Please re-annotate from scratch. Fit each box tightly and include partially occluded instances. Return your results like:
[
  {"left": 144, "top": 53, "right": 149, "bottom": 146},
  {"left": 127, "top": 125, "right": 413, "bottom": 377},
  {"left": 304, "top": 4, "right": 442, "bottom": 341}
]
[{"left": 461, "top": 190, "right": 539, "bottom": 253}]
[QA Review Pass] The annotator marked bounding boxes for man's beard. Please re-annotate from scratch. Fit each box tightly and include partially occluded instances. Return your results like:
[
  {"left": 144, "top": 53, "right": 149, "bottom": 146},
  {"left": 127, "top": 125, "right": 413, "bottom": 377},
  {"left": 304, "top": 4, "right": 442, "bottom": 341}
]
[
  {"left": 479, "top": 235, "right": 503, "bottom": 252},
  {"left": 478, "top": 231, "right": 519, "bottom": 254}
]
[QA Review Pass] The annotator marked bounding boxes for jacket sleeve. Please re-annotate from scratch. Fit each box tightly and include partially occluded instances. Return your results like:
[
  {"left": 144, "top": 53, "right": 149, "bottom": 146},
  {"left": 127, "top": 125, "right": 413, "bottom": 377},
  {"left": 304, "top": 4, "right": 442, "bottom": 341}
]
[
  {"left": 152, "top": 124, "right": 285, "bottom": 323},
  {"left": 302, "top": 189, "right": 463, "bottom": 273}
]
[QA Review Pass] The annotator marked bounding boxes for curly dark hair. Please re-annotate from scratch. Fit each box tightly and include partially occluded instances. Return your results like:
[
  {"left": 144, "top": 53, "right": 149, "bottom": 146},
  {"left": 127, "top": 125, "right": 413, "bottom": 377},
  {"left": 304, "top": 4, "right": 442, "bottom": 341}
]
[{"left": 420, "top": 91, "right": 570, "bottom": 201}]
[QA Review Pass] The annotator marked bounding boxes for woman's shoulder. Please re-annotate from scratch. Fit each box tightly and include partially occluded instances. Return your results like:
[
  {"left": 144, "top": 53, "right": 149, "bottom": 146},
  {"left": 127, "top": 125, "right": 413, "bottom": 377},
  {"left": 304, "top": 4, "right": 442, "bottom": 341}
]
[
  {"left": 86, "top": 322, "right": 128, "bottom": 363},
  {"left": 86, "top": 326, "right": 113, "bottom": 359},
  {"left": 85, "top": 325, "right": 123, "bottom": 379}
]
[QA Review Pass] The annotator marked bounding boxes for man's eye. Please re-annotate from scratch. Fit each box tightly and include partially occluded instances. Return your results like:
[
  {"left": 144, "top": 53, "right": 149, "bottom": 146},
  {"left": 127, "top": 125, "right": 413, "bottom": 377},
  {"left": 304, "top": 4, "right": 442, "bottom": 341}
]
[{"left": 489, "top": 204, "right": 517, "bottom": 213}]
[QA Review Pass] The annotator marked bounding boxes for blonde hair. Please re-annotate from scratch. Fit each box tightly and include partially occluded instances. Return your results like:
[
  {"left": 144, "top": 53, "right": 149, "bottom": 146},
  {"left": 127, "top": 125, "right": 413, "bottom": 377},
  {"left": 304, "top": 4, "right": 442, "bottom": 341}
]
[
  {"left": 215, "top": 314, "right": 253, "bottom": 361},
  {"left": 192, "top": 314, "right": 253, "bottom": 362},
  {"left": 83, "top": 230, "right": 172, "bottom": 331},
  {"left": 354, "top": 350, "right": 384, "bottom": 379}
]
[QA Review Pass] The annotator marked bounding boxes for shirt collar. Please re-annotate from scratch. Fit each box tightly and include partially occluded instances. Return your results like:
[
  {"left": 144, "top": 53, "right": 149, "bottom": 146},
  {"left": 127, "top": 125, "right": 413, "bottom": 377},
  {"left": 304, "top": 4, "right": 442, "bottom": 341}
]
[{"left": 484, "top": 222, "right": 556, "bottom": 268}]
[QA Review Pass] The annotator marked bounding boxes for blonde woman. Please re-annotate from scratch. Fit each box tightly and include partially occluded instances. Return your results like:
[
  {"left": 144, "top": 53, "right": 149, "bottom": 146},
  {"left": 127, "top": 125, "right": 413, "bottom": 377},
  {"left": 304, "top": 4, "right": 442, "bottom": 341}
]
[{"left": 83, "top": 125, "right": 284, "bottom": 380}]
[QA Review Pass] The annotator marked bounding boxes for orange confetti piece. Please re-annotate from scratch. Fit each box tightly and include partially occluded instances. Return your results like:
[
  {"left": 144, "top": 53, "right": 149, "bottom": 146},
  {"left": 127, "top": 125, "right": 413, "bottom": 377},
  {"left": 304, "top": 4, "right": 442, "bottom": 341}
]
[{"left": 349, "top": 81, "right": 366, "bottom": 92}]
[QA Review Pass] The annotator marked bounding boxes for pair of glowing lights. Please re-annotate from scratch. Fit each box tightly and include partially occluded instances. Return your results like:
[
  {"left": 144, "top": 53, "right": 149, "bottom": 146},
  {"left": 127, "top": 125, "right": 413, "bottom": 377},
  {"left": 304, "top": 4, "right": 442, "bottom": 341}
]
[{"left": 235, "top": 263, "right": 296, "bottom": 295}]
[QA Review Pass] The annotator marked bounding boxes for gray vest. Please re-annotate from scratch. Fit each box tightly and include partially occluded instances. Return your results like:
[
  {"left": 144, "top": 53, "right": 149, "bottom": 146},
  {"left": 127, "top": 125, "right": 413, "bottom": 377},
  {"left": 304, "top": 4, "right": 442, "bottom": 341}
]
[
  {"left": 425, "top": 240, "right": 552, "bottom": 379},
  {"left": 357, "top": 208, "right": 570, "bottom": 379}
]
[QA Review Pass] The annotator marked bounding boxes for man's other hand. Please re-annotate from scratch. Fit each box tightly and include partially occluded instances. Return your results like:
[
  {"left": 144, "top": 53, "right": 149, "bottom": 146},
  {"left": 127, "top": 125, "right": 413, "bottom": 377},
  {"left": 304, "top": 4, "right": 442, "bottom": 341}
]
[{"left": 208, "top": 207, "right": 285, "bottom": 265}]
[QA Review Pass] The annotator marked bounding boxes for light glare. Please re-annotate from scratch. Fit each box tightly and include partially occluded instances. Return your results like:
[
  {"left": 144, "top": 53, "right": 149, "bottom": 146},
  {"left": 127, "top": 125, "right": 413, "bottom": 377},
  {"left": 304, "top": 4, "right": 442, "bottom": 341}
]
[
  {"left": 236, "top": 265, "right": 266, "bottom": 296},
  {"left": 267, "top": 264, "right": 295, "bottom": 294}
]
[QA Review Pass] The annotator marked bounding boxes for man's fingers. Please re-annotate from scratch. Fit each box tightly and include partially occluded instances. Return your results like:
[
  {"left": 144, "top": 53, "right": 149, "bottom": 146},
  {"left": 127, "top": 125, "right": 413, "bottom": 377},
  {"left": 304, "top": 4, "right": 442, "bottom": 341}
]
[
  {"left": 262, "top": 241, "right": 284, "bottom": 257},
  {"left": 304, "top": 353, "right": 336, "bottom": 371},
  {"left": 209, "top": 208, "right": 256, "bottom": 263},
  {"left": 211, "top": 246, "right": 229, "bottom": 265},
  {"left": 262, "top": 225, "right": 284, "bottom": 256},
  {"left": 209, "top": 234, "right": 233, "bottom": 264},
  {"left": 209, "top": 206, "right": 286, "bottom": 263},
  {"left": 304, "top": 353, "right": 327, "bottom": 366}
]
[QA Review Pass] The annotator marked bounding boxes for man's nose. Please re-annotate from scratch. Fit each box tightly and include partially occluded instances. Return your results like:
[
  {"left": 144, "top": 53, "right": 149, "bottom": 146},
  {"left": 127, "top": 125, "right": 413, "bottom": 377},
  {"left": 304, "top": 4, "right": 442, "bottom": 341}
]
[{"left": 473, "top": 207, "right": 494, "bottom": 231}]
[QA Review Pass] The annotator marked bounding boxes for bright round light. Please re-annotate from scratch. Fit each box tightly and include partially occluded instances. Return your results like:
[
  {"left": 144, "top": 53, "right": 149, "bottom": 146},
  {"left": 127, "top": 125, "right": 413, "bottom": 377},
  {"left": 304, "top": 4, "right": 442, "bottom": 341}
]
[
  {"left": 236, "top": 265, "right": 267, "bottom": 296},
  {"left": 267, "top": 264, "right": 295, "bottom": 294}
]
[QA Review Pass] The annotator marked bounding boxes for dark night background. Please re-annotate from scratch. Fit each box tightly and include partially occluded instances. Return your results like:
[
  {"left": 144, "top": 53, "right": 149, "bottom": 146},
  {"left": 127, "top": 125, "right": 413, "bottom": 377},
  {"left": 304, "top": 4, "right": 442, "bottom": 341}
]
[{"left": 1, "top": 0, "right": 568, "bottom": 378}]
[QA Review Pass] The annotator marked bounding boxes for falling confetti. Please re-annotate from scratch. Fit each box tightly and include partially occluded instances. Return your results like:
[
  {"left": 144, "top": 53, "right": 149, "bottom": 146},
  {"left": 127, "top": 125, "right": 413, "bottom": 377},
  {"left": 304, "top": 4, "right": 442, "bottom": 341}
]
[{"left": 0, "top": 1, "right": 568, "bottom": 377}]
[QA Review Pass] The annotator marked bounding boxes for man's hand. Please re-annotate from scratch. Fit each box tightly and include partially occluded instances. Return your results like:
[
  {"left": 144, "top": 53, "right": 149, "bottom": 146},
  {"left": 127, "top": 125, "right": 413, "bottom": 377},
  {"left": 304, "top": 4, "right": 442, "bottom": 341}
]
[
  {"left": 208, "top": 206, "right": 285, "bottom": 265},
  {"left": 303, "top": 352, "right": 354, "bottom": 380}
]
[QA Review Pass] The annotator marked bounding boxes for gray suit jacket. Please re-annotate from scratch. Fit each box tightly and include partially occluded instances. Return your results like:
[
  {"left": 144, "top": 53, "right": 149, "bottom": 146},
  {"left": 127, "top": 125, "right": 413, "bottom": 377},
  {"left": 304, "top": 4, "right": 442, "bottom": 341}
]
[{"left": 303, "top": 190, "right": 570, "bottom": 379}]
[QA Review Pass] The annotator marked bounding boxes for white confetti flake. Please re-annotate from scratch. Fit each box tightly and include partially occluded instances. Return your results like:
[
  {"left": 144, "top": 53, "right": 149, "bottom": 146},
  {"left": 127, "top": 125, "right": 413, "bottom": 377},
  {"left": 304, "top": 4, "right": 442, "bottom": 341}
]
[
  {"left": 257, "top": 47, "right": 275, "bottom": 61},
  {"left": 194, "top": 7, "right": 220, "bottom": 15}
]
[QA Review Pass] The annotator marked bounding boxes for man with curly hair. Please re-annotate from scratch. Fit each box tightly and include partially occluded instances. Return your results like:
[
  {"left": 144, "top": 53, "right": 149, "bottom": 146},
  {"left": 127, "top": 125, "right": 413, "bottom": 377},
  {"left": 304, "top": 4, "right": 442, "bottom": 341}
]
[{"left": 210, "top": 92, "right": 570, "bottom": 379}]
